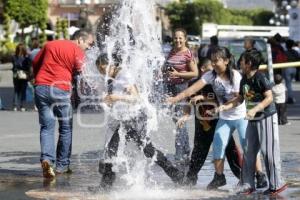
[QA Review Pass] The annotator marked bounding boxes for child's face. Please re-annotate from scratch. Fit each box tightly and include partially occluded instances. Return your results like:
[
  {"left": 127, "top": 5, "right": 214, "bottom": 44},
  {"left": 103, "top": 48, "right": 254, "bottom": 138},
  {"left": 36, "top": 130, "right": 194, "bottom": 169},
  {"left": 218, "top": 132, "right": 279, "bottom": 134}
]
[
  {"left": 211, "top": 56, "right": 228, "bottom": 74},
  {"left": 240, "top": 57, "right": 250, "bottom": 75}
]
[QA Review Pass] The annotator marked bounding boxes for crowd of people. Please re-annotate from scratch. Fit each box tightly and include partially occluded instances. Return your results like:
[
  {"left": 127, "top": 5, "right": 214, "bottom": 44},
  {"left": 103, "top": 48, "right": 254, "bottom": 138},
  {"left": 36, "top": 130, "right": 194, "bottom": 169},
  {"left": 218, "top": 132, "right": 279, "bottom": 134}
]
[
  {"left": 165, "top": 31, "right": 295, "bottom": 195},
  {"left": 7, "top": 26, "right": 300, "bottom": 196}
]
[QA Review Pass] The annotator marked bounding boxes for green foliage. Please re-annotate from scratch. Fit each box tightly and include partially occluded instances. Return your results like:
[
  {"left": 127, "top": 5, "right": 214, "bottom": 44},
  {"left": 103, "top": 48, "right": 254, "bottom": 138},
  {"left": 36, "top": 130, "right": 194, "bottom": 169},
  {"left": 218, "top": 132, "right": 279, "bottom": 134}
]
[
  {"left": 56, "top": 18, "right": 69, "bottom": 40},
  {"left": 3, "top": 13, "right": 11, "bottom": 41},
  {"left": 166, "top": 0, "right": 274, "bottom": 35},
  {"left": 56, "top": 18, "right": 62, "bottom": 39},
  {"left": 0, "top": 40, "right": 16, "bottom": 63},
  {"left": 5, "top": 0, "right": 48, "bottom": 28},
  {"left": 62, "top": 19, "right": 69, "bottom": 39},
  {"left": 39, "top": 21, "right": 47, "bottom": 45},
  {"left": 4, "top": 0, "right": 48, "bottom": 42}
]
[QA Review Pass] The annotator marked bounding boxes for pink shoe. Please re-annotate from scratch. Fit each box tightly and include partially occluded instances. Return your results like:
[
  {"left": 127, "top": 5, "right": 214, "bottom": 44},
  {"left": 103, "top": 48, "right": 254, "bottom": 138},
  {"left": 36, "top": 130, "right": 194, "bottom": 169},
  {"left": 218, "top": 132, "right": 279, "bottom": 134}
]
[{"left": 263, "top": 183, "right": 288, "bottom": 196}]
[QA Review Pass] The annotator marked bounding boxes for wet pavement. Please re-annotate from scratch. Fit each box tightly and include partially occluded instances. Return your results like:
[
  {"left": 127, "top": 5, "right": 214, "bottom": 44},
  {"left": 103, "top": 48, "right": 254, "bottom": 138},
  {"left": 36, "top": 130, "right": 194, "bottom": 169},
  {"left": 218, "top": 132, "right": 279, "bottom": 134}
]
[{"left": 1, "top": 82, "right": 300, "bottom": 199}]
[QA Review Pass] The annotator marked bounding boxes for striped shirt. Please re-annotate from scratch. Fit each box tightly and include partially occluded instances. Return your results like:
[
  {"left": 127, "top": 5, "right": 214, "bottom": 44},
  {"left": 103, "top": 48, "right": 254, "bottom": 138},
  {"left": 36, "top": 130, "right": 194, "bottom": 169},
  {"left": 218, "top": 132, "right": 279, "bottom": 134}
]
[{"left": 165, "top": 48, "right": 194, "bottom": 84}]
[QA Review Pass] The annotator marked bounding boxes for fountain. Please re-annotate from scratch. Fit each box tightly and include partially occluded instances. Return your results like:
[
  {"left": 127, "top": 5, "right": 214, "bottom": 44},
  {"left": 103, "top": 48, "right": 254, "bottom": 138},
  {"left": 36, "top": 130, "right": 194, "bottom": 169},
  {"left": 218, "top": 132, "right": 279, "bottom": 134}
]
[{"left": 26, "top": 0, "right": 234, "bottom": 199}]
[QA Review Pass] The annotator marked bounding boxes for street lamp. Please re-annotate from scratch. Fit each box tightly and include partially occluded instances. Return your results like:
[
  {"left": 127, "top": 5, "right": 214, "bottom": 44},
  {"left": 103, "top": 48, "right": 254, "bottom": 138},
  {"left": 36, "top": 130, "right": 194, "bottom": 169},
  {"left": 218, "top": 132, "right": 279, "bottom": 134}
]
[{"left": 269, "top": 0, "right": 299, "bottom": 26}]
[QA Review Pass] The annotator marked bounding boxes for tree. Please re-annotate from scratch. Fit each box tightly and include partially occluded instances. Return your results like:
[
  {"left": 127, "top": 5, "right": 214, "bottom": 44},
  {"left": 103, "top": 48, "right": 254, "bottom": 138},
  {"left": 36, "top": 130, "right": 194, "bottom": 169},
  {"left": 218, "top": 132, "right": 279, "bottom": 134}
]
[
  {"left": 166, "top": 0, "right": 273, "bottom": 35},
  {"left": 4, "top": 0, "right": 48, "bottom": 41}
]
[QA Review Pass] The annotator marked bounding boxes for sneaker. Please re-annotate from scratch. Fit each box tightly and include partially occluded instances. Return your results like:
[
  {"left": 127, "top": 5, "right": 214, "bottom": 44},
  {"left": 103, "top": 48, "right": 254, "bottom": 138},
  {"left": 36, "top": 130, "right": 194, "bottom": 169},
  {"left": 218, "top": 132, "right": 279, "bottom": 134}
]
[
  {"left": 20, "top": 107, "right": 26, "bottom": 112},
  {"left": 256, "top": 171, "right": 268, "bottom": 188},
  {"left": 182, "top": 175, "right": 197, "bottom": 186},
  {"left": 41, "top": 160, "right": 55, "bottom": 179},
  {"left": 13, "top": 107, "right": 17, "bottom": 111},
  {"left": 263, "top": 183, "right": 288, "bottom": 196},
  {"left": 100, "top": 171, "right": 116, "bottom": 189},
  {"left": 171, "top": 170, "right": 185, "bottom": 185},
  {"left": 100, "top": 163, "right": 116, "bottom": 189},
  {"left": 55, "top": 167, "right": 73, "bottom": 175},
  {"left": 236, "top": 183, "right": 255, "bottom": 195},
  {"left": 207, "top": 172, "right": 226, "bottom": 190}
]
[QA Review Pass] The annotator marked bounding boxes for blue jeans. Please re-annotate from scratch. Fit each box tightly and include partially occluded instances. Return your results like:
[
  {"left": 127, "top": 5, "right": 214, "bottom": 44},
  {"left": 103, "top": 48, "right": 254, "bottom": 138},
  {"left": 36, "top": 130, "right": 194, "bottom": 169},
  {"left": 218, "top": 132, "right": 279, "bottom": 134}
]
[
  {"left": 35, "top": 85, "right": 72, "bottom": 172},
  {"left": 166, "top": 83, "right": 190, "bottom": 160},
  {"left": 213, "top": 118, "right": 248, "bottom": 160}
]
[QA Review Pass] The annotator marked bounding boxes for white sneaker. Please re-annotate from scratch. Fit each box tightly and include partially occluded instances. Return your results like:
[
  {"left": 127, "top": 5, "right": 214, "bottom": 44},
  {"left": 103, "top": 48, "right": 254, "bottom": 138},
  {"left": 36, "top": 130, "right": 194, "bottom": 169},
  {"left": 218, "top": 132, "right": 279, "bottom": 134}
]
[{"left": 20, "top": 107, "right": 26, "bottom": 112}]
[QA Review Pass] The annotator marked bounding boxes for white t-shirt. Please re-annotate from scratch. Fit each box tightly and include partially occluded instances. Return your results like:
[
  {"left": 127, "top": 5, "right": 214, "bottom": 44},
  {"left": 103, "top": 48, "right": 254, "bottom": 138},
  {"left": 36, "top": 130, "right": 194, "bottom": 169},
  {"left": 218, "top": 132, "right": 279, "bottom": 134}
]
[
  {"left": 201, "top": 70, "right": 246, "bottom": 120},
  {"left": 272, "top": 83, "right": 286, "bottom": 104}
]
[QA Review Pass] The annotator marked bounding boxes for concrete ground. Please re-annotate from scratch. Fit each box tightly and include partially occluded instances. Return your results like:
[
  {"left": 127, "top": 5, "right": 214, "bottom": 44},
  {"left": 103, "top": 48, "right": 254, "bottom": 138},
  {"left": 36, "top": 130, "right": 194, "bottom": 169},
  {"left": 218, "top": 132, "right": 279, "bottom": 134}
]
[{"left": 1, "top": 66, "right": 300, "bottom": 199}]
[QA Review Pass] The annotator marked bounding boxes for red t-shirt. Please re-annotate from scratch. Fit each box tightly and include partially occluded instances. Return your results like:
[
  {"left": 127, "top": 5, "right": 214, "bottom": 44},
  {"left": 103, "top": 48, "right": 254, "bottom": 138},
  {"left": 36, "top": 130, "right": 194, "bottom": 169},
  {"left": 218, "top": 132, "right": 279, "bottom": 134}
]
[
  {"left": 33, "top": 40, "right": 84, "bottom": 91},
  {"left": 166, "top": 48, "right": 194, "bottom": 84}
]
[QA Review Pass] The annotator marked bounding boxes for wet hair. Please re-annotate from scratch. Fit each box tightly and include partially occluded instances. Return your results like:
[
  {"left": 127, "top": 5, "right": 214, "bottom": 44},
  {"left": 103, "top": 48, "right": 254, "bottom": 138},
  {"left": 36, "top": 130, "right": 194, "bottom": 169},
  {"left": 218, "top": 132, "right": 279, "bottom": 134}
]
[
  {"left": 274, "top": 74, "right": 283, "bottom": 85},
  {"left": 15, "top": 43, "right": 27, "bottom": 57},
  {"left": 242, "top": 49, "right": 263, "bottom": 70},
  {"left": 71, "top": 29, "right": 92, "bottom": 40},
  {"left": 199, "top": 58, "right": 211, "bottom": 68},
  {"left": 210, "top": 46, "right": 235, "bottom": 85},
  {"left": 96, "top": 53, "right": 109, "bottom": 67},
  {"left": 95, "top": 52, "right": 122, "bottom": 68}
]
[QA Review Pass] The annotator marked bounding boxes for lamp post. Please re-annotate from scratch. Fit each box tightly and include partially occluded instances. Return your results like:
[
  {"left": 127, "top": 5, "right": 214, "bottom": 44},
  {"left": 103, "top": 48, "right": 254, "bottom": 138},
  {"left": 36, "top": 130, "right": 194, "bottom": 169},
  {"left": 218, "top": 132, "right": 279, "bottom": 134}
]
[{"left": 269, "top": 0, "right": 299, "bottom": 26}]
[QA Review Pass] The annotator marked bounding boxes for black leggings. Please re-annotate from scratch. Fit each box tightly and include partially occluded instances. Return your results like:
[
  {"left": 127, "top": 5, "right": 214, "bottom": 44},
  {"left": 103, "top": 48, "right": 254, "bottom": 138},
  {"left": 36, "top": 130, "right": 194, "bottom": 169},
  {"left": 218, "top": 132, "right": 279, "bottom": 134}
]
[
  {"left": 187, "top": 118, "right": 242, "bottom": 180},
  {"left": 103, "top": 112, "right": 182, "bottom": 182},
  {"left": 13, "top": 78, "right": 27, "bottom": 108}
]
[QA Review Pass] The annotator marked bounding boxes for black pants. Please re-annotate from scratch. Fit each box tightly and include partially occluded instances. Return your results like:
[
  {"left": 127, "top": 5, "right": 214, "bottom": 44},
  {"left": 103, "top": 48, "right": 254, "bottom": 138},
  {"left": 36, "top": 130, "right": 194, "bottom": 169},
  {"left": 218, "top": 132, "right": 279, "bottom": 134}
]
[
  {"left": 103, "top": 112, "right": 182, "bottom": 183},
  {"left": 275, "top": 103, "right": 288, "bottom": 125},
  {"left": 186, "top": 118, "right": 242, "bottom": 181},
  {"left": 13, "top": 78, "right": 28, "bottom": 108}
]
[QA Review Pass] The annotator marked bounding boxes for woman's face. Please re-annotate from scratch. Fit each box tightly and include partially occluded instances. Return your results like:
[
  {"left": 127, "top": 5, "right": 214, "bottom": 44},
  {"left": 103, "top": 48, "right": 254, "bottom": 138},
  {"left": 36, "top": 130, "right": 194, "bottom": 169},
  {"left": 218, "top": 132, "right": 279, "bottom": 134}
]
[
  {"left": 173, "top": 31, "right": 187, "bottom": 49},
  {"left": 211, "top": 56, "right": 228, "bottom": 74}
]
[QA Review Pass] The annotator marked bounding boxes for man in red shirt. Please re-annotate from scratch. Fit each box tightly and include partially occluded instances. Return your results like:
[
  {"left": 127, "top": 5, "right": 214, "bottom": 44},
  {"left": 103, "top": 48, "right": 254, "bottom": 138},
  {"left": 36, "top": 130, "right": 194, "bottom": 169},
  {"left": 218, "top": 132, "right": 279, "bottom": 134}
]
[{"left": 33, "top": 30, "right": 94, "bottom": 179}]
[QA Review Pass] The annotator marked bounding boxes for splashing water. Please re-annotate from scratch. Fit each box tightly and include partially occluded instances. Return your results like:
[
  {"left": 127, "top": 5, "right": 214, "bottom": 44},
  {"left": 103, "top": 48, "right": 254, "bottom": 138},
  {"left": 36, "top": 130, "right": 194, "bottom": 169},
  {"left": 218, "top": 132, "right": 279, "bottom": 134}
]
[
  {"left": 82, "top": 0, "right": 164, "bottom": 128},
  {"left": 81, "top": 0, "right": 167, "bottom": 191}
]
